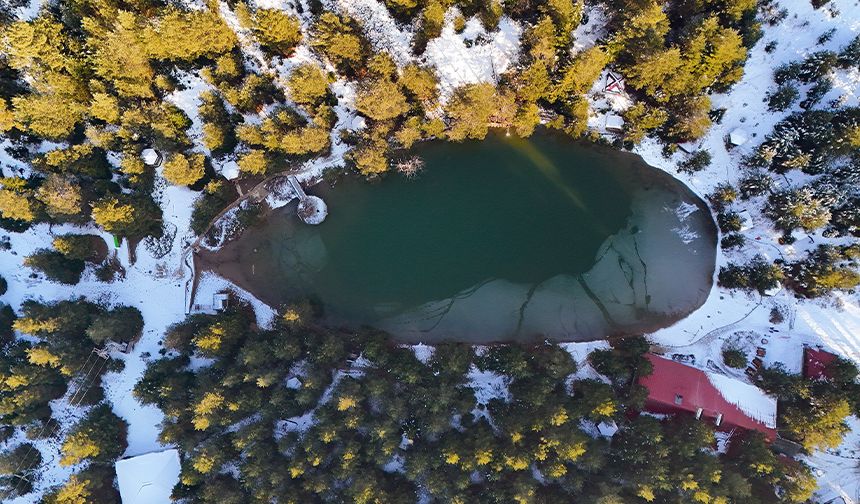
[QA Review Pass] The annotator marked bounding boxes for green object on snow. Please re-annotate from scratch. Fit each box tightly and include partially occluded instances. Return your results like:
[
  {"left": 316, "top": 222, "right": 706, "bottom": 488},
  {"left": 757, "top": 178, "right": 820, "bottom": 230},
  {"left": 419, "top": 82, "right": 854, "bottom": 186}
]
[{"left": 113, "top": 236, "right": 121, "bottom": 248}]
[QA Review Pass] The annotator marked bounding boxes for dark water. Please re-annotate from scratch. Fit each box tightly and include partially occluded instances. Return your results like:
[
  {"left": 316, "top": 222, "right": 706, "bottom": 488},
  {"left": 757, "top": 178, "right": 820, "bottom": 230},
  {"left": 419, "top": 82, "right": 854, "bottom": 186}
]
[{"left": 202, "top": 133, "right": 717, "bottom": 343}]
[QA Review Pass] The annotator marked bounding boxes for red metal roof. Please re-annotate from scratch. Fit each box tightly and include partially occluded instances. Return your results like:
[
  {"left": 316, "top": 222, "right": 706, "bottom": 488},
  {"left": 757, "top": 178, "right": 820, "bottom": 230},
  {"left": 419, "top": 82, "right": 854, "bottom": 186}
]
[
  {"left": 803, "top": 347, "right": 838, "bottom": 380},
  {"left": 639, "top": 354, "right": 777, "bottom": 440}
]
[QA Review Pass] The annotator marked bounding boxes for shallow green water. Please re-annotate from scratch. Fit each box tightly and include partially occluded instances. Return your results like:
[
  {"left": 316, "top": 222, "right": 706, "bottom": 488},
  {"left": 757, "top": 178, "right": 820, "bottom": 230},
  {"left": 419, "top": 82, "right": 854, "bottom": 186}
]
[{"left": 205, "top": 133, "right": 717, "bottom": 342}]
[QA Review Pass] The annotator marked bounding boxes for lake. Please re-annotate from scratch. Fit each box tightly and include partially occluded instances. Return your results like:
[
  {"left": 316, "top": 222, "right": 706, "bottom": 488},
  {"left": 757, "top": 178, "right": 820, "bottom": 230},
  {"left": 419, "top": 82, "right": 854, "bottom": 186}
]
[{"left": 199, "top": 133, "right": 717, "bottom": 343}]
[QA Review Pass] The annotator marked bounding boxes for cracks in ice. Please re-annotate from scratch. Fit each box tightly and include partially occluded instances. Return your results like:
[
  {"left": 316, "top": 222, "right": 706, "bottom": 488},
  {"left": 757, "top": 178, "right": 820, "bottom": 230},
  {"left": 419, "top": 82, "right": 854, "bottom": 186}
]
[
  {"left": 515, "top": 279, "right": 544, "bottom": 336},
  {"left": 576, "top": 275, "right": 619, "bottom": 330},
  {"left": 415, "top": 278, "right": 496, "bottom": 333},
  {"left": 630, "top": 234, "right": 651, "bottom": 307}
]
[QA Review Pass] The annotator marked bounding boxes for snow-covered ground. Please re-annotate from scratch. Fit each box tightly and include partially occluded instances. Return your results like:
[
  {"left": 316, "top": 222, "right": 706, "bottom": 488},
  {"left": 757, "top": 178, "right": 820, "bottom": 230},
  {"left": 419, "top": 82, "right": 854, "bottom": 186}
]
[{"left": 3, "top": 0, "right": 860, "bottom": 500}]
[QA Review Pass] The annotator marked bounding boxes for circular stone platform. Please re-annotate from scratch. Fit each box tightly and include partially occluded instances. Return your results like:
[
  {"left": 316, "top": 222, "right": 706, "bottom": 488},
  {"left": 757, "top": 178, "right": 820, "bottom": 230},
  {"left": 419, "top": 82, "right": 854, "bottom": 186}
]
[{"left": 297, "top": 196, "right": 328, "bottom": 225}]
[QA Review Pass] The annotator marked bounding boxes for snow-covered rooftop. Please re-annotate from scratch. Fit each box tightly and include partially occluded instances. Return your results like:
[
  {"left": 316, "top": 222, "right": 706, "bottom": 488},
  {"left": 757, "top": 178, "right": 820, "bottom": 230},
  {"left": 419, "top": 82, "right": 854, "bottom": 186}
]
[
  {"left": 115, "top": 449, "right": 181, "bottom": 504},
  {"left": 705, "top": 371, "right": 778, "bottom": 429}
]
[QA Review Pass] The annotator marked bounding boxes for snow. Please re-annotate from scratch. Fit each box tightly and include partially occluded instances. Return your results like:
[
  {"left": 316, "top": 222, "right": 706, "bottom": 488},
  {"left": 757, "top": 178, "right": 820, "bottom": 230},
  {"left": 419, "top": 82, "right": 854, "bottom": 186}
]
[
  {"left": 166, "top": 72, "right": 213, "bottom": 158},
  {"left": 424, "top": 15, "right": 522, "bottom": 101},
  {"left": 115, "top": 449, "right": 181, "bottom": 504},
  {"left": 704, "top": 371, "right": 778, "bottom": 428},
  {"left": 3, "top": 0, "right": 860, "bottom": 499},
  {"left": 571, "top": 4, "right": 607, "bottom": 55},
  {"left": 330, "top": 0, "right": 414, "bottom": 66},
  {"left": 804, "top": 416, "right": 860, "bottom": 504}
]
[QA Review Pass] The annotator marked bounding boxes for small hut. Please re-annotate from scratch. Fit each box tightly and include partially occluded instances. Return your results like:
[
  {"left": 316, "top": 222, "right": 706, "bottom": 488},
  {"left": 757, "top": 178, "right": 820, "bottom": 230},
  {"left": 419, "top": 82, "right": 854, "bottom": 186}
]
[
  {"left": 727, "top": 128, "right": 749, "bottom": 147},
  {"left": 604, "top": 114, "right": 625, "bottom": 133},
  {"left": 141, "top": 148, "right": 163, "bottom": 167}
]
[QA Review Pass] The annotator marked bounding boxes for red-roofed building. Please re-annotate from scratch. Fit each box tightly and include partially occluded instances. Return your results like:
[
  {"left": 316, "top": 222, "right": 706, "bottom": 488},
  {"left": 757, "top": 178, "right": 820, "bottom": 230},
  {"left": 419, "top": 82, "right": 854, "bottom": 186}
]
[
  {"left": 802, "top": 346, "right": 838, "bottom": 381},
  {"left": 639, "top": 354, "right": 778, "bottom": 440}
]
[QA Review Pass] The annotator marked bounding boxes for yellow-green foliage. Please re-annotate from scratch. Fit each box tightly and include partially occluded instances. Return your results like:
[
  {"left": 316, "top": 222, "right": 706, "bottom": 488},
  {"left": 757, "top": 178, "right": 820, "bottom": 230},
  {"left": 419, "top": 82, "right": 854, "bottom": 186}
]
[
  {"left": 162, "top": 153, "right": 206, "bottom": 186},
  {"left": 91, "top": 197, "right": 135, "bottom": 233},
  {"left": 395, "top": 117, "right": 423, "bottom": 148},
  {"left": 27, "top": 346, "right": 62, "bottom": 368},
  {"left": 288, "top": 64, "right": 329, "bottom": 106},
  {"left": 351, "top": 142, "right": 389, "bottom": 175},
  {"left": 143, "top": 9, "right": 237, "bottom": 61},
  {"left": 0, "top": 179, "right": 38, "bottom": 222},
  {"left": 89, "top": 93, "right": 121, "bottom": 123},
  {"left": 12, "top": 93, "right": 87, "bottom": 139},
  {"left": 355, "top": 78, "right": 409, "bottom": 121},
  {"left": 783, "top": 398, "right": 851, "bottom": 451},
  {"left": 49, "top": 476, "right": 92, "bottom": 504},
  {"left": 421, "top": 1, "right": 445, "bottom": 39},
  {"left": 60, "top": 432, "right": 101, "bottom": 466},
  {"left": 83, "top": 11, "right": 154, "bottom": 98},
  {"left": 552, "top": 46, "right": 610, "bottom": 99},
  {"left": 400, "top": 64, "right": 438, "bottom": 102},
  {"left": 37, "top": 174, "right": 82, "bottom": 217},
  {"left": 0, "top": 100, "right": 14, "bottom": 132},
  {"left": 312, "top": 13, "right": 365, "bottom": 73},
  {"left": 238, "top": 150, "right": 270, "bottom": 175},
  {"left": 250, "top": 8, "right": 302, "bottom": 55},
  {"left": 623, "top": 103, "right": 668, "bottom": 143},
  {"left": 445, "top": 83, "right": 496, "bottom": 141}
]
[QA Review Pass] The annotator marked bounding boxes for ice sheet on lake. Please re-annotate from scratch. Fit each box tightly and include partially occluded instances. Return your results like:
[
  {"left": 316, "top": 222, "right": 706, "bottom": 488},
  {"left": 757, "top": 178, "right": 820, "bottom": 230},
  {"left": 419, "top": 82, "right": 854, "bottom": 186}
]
[{"left": 379, "top": 187, "right": 716, "bottom": 342}]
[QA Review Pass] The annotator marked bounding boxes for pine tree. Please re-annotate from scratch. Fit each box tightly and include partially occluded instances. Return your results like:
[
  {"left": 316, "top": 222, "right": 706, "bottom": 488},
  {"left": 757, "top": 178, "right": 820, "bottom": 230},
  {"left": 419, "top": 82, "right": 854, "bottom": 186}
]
[
  {"left": 84, "top": 11, "right": 155, "bottom": 98},
  {"left": 311, "top": 13, "right": 367, "bottom": 75},
  {"left": 250, "top": 8, "right": 302, "bottom": 56},
  {"left": 163, "top": 153, "right": 206, "bottom": 186},
  {"left": 445, "top": 83, "right": 496, "bottom": 141},
  {"left": 287, "top": 64, "right": 329, "bottom": 107},
  {"left": 356, "top": 78, "right": 410, "bottom": 121},
  {"left": 52, "top": 235, "right": 96, "bottom": 262},
  {"left": 351, "top": 142, "right": 389, "bottom": 175},
  {"left": 36, "top": 174, "right": 83, "bottom": 219},
  {"left": 24, "top": 249, "right": 85, "bottom": 285},
  {"left": 86, "top": 307, "right": 144, "bottom": 344},
  {"left": 0, "top": 178, "right": 40, "bottom": 222},
  {"left": 400, "top": 64, "right": 438, "bottom": 102},
  {"left": 91, "top": 195, "right": 161, "bottom": 238},
  {"left": 142, "top": 9, "right": 237, "bottom": 61},
  {"left": 238, "top": 150, "right": 270, "bottom": 175},
  {"left": 60, "top": 404, "right": 128, "bottom": 466}
]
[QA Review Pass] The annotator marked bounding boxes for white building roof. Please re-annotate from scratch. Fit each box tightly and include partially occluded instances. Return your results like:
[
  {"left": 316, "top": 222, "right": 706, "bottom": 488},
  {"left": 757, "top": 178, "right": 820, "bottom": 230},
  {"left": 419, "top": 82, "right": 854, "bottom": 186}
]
[
  {"left": 116, "top": 449, "right": 181, "bottom": 504},
  {"left": 604, "top": 114, "right": 624, "bottom": 131},
  {"left": 728, "top": 128, "right": 749, "bottom": 146},
  {"left": 141, "top": 148, "right": 161, "bottom": 166},
  {"left": 705, "top": 372, "right": 778, "bottom": 428}
]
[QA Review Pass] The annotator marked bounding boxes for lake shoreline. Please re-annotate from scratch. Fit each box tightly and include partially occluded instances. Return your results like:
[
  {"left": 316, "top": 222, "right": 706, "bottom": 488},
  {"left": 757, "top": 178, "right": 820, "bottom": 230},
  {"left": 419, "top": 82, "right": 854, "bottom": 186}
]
[{"left": 197, "top": 133, "right": 718, "bottom": 343}]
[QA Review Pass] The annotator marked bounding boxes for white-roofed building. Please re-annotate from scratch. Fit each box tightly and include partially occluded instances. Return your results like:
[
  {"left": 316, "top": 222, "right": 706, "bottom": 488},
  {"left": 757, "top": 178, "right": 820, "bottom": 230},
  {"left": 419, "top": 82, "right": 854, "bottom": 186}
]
[
  {"left": 604, "top": 114, "right": 624, "bottom": 132},
  {"left": 141, "top": 148, "right": 162, "bottom": 167},
  {"left": 728, "top": 128, "right": 749, "bottom": 147},
  {"left": 115, "top": 449, "right": 181, "bottom": 504}
]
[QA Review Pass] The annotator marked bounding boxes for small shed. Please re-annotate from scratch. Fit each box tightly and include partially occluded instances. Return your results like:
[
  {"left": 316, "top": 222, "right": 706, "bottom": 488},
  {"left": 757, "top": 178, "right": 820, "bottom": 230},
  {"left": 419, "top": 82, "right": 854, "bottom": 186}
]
[
  {"left": 115, "top": 449, "right": 181, "bottom": 504},
  {"left": 678, "top": 140, "right": 703, "bottom": 154},
  {"left": 738, "top": 209, "right": 753, "bottom": 231},
  {"left": 141, "top": 148, "right": 162, "bottom": 167},
  {"left": 213, "top": 292, "right": 231, "bottom": 311},
  {"left": 763, "top": 283, "right": 782, "bottom": 297},
  {"left": 604, "top": 114, "right": 624, "bottom": 132},
  {"left": 597, "top": 420, "right": 618, "bottom": 437},
  {"left": 728, "top": 128, "right": 749, "bottom": 147}
]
